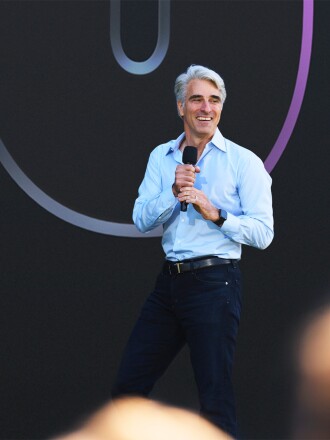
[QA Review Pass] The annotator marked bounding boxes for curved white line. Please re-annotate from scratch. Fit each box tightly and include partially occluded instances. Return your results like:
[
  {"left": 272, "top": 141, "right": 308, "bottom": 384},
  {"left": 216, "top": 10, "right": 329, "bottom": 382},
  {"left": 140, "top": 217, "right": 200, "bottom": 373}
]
[
  {"left": 0, "top": 139, "right": 162, "bottom": 237},
  {"left": 110, "top": 0, "right": 170, "bottom": 75}
]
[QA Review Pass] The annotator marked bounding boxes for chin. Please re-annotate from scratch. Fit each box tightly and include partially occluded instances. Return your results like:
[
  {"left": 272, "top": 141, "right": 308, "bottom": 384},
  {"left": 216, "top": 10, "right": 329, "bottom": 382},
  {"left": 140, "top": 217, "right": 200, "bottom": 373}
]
[{"left": 197, "top": 129, "right": 213, "bottom": 136}]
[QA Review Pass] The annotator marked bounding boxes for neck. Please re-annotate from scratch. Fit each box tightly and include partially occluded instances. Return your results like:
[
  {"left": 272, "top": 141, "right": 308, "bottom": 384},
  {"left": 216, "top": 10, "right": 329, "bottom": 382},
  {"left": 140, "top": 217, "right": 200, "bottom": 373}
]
[{"left": 181, "top": 133, "right": 214, "bottom": 159}]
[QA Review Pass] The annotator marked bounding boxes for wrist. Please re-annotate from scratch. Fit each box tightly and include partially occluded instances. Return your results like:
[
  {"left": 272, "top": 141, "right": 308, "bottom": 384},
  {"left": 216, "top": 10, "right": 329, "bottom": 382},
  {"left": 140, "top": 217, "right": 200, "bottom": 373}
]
[
  {"left": 209, "top": 206, "right": 221, "bottom": 222},
  {"left": 213, "top": 209, "right": 228, "bottom": 227}
]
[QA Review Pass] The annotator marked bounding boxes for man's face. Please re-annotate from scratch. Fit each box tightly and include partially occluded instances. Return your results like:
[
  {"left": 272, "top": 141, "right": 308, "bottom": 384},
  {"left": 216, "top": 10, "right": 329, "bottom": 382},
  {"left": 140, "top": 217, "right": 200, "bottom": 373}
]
[{"left": 177, "top": 79, "right": 222, "bottom": 140}]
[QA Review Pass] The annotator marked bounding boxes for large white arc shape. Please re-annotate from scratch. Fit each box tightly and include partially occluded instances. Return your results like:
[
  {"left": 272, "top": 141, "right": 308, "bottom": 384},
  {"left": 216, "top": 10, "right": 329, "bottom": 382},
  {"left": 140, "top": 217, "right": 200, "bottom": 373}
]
[{"left": 0, "top": 0, "right": 313, "bottom": 237}]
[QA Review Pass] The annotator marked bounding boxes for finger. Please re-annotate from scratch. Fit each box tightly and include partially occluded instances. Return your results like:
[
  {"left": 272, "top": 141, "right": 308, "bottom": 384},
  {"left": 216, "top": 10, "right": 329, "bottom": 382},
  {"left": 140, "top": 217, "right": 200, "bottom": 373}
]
[
  {"left": 176, "top": 175, "right": 196, "bottom": 186},
  {"left": 181, "top": 175, "right": 196, "bottom": 184},
  {"left": 178, "top": 172, "right": 196, "bottom": 181},
  {"left": 178, "top": 189, "right": 193, "bottom": 199},
  {"left": 184, "top": 164, "right": 196, "bottom": 172},
  {"left": 188, "top": 194, "right": 198, "bottom": 203},
  {"left": 176, "top": 164, "right": 195, "bottom": 175},
  {"left": 178, "top": 194, "right": 189, "bottom": 203},
  {"left": 179, "top": 165, "right": 197, "bottom": 175},
  {"left": 180, "top": 186, "right": 192, "bottom": 196},
  {"left": 179, "top": 186, "right": 194, "bottom": 192}
]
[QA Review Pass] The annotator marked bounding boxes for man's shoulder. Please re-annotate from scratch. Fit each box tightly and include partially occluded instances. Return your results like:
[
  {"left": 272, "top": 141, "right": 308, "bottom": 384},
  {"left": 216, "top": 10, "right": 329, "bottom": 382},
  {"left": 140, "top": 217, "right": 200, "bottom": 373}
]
[
  {"left": 224, "top": 137, "right": 263, "bottom": 164},
  {"left": 223, "top": 137, "right": 271, "bottom": 182},
  {"left": 150, "top": 139, "right": 177, "bottom": 156}
]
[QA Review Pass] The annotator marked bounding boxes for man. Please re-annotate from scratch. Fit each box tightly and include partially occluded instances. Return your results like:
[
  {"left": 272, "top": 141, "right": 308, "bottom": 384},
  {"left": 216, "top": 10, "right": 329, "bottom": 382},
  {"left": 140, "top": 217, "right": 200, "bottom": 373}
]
[{"left": 112, "top": 65, "right": 274, "bottom": 438}]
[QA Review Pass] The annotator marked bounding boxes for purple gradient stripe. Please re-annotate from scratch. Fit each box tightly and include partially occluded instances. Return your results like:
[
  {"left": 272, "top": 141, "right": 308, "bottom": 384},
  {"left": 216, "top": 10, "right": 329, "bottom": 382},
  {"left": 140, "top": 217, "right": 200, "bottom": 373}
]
[{"left": 264, "top": 0, "right": 314, "bottom": 173}]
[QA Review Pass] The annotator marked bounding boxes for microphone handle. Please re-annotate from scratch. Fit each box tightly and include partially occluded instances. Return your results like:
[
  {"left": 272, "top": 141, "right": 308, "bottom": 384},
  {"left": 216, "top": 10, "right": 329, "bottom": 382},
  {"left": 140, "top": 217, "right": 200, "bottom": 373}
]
[
  {"left": 180, "top": 161, "right": 195, "bottom": 212},
  {"left": 181, "top": 201, "right": 188, "bottom": 212}
]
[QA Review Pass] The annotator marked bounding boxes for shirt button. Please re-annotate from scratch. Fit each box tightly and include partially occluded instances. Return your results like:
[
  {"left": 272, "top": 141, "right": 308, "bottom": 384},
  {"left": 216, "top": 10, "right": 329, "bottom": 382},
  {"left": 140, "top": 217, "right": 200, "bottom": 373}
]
[{"left": 181, "top": 218, "right": 185, "bottom": 222}]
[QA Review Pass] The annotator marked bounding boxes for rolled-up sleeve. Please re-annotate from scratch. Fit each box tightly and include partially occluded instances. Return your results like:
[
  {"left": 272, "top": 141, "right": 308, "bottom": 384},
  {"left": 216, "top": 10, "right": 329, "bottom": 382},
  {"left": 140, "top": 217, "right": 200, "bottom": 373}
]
[
  {"left": 133, "top": 149, "right": 177, "bottom": 233},
  {"left": 220, "top": 155, "right": 274, "bottom": 250}
]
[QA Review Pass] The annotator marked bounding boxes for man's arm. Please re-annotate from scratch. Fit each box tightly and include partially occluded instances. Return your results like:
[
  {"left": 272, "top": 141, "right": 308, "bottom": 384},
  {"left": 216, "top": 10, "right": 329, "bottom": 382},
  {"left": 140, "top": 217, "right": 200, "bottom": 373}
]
[
  {"left": 178, "top": 155, "right": 274, "bottom": 250},
  {"left": 133, "top": 149, "right": 176, "bottom": 233},
  {"left": 221, "top": 155, "right": 274, "bottom": 249},
  {"left": 133, "top": 148, "right": 199, "bottom": 233}
]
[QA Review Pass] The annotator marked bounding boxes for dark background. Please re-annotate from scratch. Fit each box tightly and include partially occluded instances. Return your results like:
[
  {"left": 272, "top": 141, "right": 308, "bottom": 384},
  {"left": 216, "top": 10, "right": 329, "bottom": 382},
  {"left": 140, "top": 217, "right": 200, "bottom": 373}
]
[{"left": 0, "top": 1, "right": 329, "bottom": 438}]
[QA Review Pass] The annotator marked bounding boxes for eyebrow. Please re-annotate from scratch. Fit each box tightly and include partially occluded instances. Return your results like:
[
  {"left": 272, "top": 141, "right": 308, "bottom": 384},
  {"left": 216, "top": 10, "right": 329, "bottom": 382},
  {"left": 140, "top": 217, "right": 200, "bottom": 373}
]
[{"left": 188, "top": 94, "right": 221, "bottom": 101}]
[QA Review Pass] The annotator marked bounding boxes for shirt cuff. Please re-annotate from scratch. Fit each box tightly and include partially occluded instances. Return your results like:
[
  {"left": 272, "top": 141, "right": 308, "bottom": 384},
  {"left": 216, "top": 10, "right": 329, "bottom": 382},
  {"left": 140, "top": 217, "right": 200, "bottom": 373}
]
[{"left": 219, "top": 211, "right": 240, "bottom": 236}]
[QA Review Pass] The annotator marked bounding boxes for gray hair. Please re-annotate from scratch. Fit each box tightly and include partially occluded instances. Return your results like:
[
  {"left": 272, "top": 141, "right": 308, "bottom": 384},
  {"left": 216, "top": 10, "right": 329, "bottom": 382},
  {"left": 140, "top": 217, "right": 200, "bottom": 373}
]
[{"left": 174, "top": 65, "right": 227, "bottom": 111}]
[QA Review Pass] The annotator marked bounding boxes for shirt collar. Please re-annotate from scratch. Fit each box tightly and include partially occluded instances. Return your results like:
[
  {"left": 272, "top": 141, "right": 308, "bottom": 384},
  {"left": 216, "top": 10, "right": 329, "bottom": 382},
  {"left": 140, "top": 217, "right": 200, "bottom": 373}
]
[
  {"left": 166, "top": 128, "right": 226, "bottom": 155},
  {"left": 166, "top": 132, "right": 185, "bottom": 155},
  {"left": 210, "top": 128, "right": 227, "bottom": 152}
]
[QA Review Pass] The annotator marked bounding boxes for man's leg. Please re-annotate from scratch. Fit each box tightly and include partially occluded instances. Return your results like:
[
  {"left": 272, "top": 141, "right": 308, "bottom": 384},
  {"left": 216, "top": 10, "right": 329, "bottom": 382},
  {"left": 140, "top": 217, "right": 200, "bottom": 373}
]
[
  {"left": 112, "top": 272, "right": 185, "bottom": 398},
  {"left": 175, "top": 263, "right": 242, "bottom": 438}
]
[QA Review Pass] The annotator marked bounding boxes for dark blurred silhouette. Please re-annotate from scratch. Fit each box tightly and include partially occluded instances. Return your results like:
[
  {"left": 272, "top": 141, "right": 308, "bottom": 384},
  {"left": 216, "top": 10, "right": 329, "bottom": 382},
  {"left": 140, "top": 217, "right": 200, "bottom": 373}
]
[
  {"left": 293, "top": 305, "right": 330, "bottom": 439},
  {"left": 53, "top": 397, "right": 233, "bottom": 440}
]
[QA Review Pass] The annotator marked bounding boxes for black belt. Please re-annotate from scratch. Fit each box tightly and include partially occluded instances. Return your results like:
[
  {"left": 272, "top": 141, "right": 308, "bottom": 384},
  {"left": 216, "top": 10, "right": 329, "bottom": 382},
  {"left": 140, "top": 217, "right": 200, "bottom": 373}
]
[{"left": 164, "top": 256, "right": 237, "bottom": 276}]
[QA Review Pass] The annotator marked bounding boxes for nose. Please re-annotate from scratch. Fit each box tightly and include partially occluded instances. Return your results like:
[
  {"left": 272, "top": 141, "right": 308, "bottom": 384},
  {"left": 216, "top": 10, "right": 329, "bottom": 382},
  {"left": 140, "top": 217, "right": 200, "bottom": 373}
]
[{"left": 200, "top": 100, "right": 211, "bottom": 112}]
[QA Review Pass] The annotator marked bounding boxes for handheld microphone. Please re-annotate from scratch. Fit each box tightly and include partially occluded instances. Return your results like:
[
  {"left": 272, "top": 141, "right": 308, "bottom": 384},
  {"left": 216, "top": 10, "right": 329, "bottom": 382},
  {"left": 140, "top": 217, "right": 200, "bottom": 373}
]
[{"left": 181, "top": 146, "right": 198, "bottom": 212}]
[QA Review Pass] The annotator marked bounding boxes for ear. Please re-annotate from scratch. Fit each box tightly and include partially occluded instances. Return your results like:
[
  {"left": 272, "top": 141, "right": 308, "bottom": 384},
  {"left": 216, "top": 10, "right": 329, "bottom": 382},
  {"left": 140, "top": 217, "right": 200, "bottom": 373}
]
[{"left": 177, "top": 101, "right": 184, "bottom": 118}]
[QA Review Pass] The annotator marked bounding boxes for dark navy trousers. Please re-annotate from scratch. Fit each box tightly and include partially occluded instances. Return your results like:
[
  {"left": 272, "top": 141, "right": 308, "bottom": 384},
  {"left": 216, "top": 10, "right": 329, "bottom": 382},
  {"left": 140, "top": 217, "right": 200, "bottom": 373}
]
[{"left": 112, "top": 261, "right": 242, "bottom": 438}]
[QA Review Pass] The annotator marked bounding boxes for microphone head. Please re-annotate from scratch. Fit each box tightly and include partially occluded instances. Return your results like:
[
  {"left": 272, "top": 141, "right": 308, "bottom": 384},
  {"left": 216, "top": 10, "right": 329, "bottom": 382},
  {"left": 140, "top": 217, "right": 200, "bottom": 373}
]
[{"left": 182, "top": 146, "right": 197, "bottom": 165}]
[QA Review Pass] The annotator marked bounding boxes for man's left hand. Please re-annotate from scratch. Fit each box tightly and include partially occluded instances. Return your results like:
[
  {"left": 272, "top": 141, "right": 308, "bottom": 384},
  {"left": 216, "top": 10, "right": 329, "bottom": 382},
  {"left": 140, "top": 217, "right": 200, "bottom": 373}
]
[{"left": 178, "top": 187, "right": 219, "bottom": 222}]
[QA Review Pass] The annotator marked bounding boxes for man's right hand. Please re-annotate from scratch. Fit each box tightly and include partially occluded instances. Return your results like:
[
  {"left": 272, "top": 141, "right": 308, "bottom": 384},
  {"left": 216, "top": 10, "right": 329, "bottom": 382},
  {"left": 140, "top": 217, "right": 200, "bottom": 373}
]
[{"left": 172, "top": 164, "right": 200, "bottom": 197}]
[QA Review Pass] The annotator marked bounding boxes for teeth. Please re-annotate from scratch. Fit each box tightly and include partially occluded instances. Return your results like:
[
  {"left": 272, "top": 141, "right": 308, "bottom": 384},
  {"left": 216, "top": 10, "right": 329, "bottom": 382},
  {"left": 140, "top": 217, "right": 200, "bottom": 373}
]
[{"left": 197, "top": 117, "right": 211, "bottom": 121}]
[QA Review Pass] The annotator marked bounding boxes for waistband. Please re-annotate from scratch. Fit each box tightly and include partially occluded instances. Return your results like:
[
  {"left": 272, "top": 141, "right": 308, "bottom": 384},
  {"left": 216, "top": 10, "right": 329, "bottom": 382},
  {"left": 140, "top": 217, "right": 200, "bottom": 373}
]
[{"left": 163, "top": 256, "right": 238, "bottom": 276}]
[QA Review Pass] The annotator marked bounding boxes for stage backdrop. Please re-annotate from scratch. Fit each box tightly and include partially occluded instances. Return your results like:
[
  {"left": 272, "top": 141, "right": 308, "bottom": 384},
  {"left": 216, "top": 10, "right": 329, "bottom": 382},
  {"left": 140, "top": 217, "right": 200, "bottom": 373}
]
[{"left": 0, "top": 1, "right": 329, "bottom": 438}]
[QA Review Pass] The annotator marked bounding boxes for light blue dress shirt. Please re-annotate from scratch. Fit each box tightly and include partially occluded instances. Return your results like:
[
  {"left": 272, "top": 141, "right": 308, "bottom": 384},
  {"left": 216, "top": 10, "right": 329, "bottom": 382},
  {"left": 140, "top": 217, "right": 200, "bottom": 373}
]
[{"left": 133, "top": 129, "right": 274, "bottom": 261}]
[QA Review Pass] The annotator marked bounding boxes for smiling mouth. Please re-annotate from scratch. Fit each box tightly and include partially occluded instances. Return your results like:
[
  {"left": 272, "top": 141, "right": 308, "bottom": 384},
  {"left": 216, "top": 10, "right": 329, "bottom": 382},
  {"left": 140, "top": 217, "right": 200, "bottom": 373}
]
[{"left": 196, "top": 117, "right": 212, "bottom": 121}]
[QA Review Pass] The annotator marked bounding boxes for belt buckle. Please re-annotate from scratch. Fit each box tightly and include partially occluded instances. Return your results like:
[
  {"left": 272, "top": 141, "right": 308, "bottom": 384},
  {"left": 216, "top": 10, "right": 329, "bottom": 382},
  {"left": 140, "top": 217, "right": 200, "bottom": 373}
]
[
  {"left": 169, "top": 262, "right": 182, "bottom": 275},
  {"left": 175, "top": 262, "right": 182, "bottom": 274}
]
